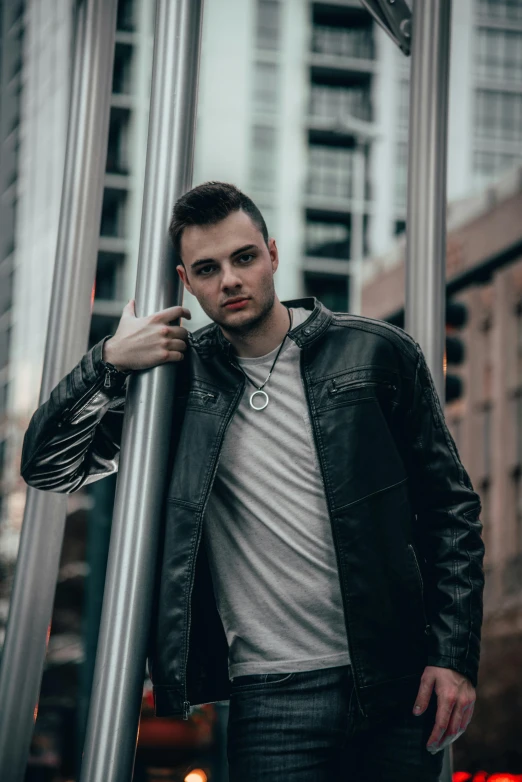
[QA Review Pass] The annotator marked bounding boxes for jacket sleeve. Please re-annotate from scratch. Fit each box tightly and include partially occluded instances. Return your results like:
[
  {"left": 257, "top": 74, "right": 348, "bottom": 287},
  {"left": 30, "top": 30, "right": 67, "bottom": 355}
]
[
  {"left": 21, "top": 335, "right": 129, "bottom": 493},
  {"left": 403, "top": 341, "right": 485, "bottom": 687}
]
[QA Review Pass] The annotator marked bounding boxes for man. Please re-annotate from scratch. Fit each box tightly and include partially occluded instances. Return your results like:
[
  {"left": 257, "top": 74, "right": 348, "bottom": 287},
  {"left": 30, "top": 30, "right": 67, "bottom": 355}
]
[{"left": 22, "top": 182, "right": 484, "bottom": 781}]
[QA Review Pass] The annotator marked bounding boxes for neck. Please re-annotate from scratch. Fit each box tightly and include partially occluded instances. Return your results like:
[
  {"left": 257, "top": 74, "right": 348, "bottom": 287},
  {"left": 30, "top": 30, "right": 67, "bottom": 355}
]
[{"left": 222, "top": 298, "right": 291, "bottom": 358}]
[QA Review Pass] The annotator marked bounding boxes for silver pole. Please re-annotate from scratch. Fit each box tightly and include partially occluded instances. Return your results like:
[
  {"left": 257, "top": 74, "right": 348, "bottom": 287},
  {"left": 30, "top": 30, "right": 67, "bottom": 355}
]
[
  {"left": 0, "top": 2, "right": 117, "bottom": 780},
  {"left": 349, "top": 141, "right": 366, "bottom": 315},
  {"left": 404, "top": 2, "right": 452, "bottom": 780},
  {"left": 79, "top": 1, "right": 204, "bottom": 779},
  {"left": 405, "top": 0, "right": 451, "bottom": 399}
]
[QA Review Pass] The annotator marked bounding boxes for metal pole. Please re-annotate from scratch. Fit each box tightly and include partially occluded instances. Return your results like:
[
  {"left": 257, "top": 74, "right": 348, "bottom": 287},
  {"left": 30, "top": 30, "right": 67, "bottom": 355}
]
[
  {"left": 349, "top": 141, "right": 366, "bottom": 315},
  {"left": 404, "top": 2, "right": 452, "bottom": 780},
  {"left": 0, "top": 2, "right": 117, "bottom": 779},
  {"left": 405, "top": 0, "right": 451, "bottom": 399},
  {"left": 79, "top": 1, "right": 204, "bottom": 779}
]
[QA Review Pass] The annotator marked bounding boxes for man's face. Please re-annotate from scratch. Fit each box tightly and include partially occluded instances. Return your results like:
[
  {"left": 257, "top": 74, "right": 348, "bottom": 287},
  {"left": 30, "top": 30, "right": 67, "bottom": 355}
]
[{"left": 177, "top": 210, "right": 279, "bottom": 334}]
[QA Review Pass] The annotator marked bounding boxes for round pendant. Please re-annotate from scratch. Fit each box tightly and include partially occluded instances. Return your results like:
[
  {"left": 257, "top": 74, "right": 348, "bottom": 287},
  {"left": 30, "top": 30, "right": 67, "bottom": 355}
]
[{"left": 250, "top": 390, "right": 269, "bottom": 411}]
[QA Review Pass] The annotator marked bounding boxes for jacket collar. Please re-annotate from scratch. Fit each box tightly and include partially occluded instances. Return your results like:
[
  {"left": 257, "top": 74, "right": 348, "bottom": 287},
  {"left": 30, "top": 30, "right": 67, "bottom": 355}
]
[{"left": 206, "top": 297, "right": 333, "bottom": 357}]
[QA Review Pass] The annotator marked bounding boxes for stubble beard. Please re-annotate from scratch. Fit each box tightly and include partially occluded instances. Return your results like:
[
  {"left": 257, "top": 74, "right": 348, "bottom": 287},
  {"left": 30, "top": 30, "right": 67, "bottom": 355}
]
[{"left": 215, "top": 286, "right": 276, "bottom": 338}]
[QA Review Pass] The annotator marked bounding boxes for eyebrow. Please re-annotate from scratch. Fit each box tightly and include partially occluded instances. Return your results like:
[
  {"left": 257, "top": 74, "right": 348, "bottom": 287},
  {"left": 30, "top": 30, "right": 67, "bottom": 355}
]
[{"left": 190, "top": 244, "right": 258, "bottom": 270}]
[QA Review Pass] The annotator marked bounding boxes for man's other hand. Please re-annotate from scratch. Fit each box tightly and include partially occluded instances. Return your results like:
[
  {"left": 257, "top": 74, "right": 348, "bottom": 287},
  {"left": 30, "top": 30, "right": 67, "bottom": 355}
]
[
  {"left": 413, "top": 665, "right": 476, "bottom": 754},
  {"left": 103, "top": 299, "right": 191, "bottom": 372}
]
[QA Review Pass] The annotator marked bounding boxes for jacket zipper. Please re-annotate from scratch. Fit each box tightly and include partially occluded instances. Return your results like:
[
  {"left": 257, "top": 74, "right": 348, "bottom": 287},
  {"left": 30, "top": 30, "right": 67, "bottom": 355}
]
[
  {"left": 408, "top": 544, "right": 430, "bottom": 631},
  {"left": 329, "top": 378, "right": 396, "bottom": 396},
  {"left": 300, "top": 352, "right": 368, "bottom": 718},
  {"left": 65, "top": 365, "right": 122, "bottom": 424},
  {"left": 181, "top": 376, "right": 245, "bottom": 720},
  {"left": 190, "top": 389, "right": 217, "bottom": 404},
  {"left": 25, "top": 367, "right": 118, "bottom": 472}
]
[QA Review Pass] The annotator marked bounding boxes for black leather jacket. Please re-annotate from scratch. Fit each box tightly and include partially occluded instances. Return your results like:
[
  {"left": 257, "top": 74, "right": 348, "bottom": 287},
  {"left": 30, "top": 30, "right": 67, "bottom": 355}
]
[{"left": 21, "top": 298, "right": 484, "bottom": 721}]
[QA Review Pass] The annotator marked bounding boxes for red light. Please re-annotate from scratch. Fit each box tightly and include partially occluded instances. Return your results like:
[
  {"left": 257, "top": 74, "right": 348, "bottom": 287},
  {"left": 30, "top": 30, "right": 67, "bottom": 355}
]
[{"left": 454, "top": 774, "right": 522, "bottom": 782}]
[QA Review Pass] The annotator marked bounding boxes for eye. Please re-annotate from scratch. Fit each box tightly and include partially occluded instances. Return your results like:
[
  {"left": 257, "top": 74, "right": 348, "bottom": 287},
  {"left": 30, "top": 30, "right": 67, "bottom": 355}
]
[
  {"left": 238, "top": 253, "right": 254, "bottom": 263},
  {"left": 197, "top": 264, "right": 216, "bottom": 276}
]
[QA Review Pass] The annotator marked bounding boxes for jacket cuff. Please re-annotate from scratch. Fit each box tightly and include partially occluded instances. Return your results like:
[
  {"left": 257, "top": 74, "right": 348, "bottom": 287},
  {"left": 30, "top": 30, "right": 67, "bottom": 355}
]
[
  {"left": 426, "top": 654, "right": 479, "bottom": 688},
  {"left": 90, "top": 335, "right": 132, "bottom": 393}
]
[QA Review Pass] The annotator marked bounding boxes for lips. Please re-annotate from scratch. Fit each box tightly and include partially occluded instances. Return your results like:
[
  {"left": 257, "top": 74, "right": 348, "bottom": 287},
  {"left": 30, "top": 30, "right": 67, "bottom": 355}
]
[{"left": 223, "top": 297, "right": 249, "bottom": 309}]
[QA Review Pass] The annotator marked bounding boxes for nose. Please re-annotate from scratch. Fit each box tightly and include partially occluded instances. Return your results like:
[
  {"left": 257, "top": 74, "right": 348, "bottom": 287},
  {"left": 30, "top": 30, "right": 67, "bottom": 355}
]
[{"left": 220, "top": 261, "right": 242, "bottom": 291}]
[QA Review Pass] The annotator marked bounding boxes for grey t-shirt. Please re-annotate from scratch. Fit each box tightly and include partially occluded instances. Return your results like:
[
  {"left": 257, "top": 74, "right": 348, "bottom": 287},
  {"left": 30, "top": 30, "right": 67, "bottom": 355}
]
[{"left": 203, "top": 307, "right": 351, "bottom": 679}]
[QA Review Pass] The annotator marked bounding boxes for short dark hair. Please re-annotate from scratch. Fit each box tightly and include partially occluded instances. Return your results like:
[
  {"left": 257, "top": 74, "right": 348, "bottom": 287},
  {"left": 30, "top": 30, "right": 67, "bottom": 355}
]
[{"left": 169, "top": 181, "right": 269, "bottom": 264}]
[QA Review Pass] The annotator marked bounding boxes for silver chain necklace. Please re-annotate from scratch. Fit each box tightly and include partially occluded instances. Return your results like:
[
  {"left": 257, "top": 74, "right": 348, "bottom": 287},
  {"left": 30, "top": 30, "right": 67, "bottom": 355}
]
[{"left": 234, "top": 309, "right": 292, "bottom": 411}]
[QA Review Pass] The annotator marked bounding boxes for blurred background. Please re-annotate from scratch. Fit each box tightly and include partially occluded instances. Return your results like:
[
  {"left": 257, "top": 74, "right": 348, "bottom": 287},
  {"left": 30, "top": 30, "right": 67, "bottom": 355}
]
[{"left": 0, "top": 0, "right": 522, "bottom": 779}]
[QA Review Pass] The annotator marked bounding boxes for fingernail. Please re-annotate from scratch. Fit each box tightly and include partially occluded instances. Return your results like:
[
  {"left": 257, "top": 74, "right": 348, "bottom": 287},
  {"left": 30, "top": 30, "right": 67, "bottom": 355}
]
[
  {"left": 414, "top": 705, "right": 422, "bottom": 715},
  {"left": 427, "top": 743, "right": 439, "bottom": 752}
]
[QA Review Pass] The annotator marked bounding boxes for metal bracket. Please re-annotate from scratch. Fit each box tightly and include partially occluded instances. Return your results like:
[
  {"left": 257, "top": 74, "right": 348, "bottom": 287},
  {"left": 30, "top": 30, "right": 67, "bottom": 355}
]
[{"left": 359, "top": 0, "right": 412, "bottom": 56}]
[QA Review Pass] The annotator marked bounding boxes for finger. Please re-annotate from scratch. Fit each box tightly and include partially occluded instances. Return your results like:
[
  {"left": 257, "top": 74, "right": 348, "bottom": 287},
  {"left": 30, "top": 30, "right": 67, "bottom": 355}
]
[
  {"left": 124, "top": 298, "right": 136, "bottom": 316},
  {"left": 158, "top": 305, "right": 191, "bottom": 322},
  {"left": 439, "top": 699, "right": 467, "bottom": 743},
  {"left": 168, "top": 326, "right": 189, "bottom": 341},
  {"left": 427, "top": 694, "right": 456, "bottom": 747},
  {"left": 413, "top": 672, "right": 435, "bottom": 715},
  {"left": 167, "top": 339, "right": 187, "bottom": 353},
  {"left": 430, "top": 733, "right": 457, "bottom": 754},
  {"left": 461, "top": 701, "right": 475, "bottom": 732},
  {"left": 167, "top": 351, "right": 185, "bottom": 362}
]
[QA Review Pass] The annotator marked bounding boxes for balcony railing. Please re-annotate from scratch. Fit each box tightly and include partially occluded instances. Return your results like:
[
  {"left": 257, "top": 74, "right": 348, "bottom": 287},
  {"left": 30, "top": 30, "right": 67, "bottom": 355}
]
[
  {"left": 309, "top": 85, "right": 372, "bottom": 123},
  {"left": 311, "top": 25, "right": 374, "bottom": 60}
]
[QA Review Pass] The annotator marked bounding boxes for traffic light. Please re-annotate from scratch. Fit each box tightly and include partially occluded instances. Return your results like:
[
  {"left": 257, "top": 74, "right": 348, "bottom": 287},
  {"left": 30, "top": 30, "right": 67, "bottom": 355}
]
[{"left": 445, "top": 299, "right": 467, "bottom": 403}]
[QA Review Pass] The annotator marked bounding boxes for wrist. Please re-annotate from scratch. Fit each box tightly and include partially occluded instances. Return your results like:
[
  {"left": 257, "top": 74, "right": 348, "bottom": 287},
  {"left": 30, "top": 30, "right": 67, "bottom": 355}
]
[{"left": 102, "top": 337, "right": 129, "bottom": 373}]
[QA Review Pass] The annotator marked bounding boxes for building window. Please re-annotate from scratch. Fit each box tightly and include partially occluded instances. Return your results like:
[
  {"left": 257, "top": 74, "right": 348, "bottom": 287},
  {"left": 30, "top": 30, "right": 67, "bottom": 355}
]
[
  {"left": 106, "top": 108, "right": 131, "bottom": 175},
  {"left": 311, "top": 25, "right": 374, "bottom": 60},
  {"left": 250, "top": 126, "right": 277, "bottom": 191},
  {"left": 475, "top": 29, "right": 522, "bottom": 83},
  {"left": 304, "top": 273, "right": 349, "bottom": 313},
  {"left": 100, "top": 189, "right": 127, "bottom": 237},
  {"left": 474, "top": 90, "right": 522, "bottom": 143},
  {"left": 308, "top": 145, "right": 355, "bottom": 200},
  {"left": 309, "top": 83, "right": 371, "bottom": 122},
  {"left": 117, "top": 0, "right": 135, "bottom": 32},
  {"left": 473, "top": 149, "right": 520, "bottom": 187},
  {"left": 305, "top": 220, "right": 350, "bottom": 259},
  {"left": 476, "top": 0, "right": 522, "bottom": 22},
  {"left": 256, "top": 0, "right": 281, "bottom": 51},
  {"left": 253, "top": 62, "right": 279, "bottom": 113},
  {"left": 95, "top": 253, "right": 124, "bottom": 301},
  {"left": 112, "top": 43, "right": 134, "bottom": 95}
]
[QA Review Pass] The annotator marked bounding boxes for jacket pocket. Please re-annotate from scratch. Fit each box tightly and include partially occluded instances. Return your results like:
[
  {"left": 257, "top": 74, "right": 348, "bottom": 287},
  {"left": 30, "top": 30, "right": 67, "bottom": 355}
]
[{"left": 329, "top": 378, "right": 397, "bottom": 397}]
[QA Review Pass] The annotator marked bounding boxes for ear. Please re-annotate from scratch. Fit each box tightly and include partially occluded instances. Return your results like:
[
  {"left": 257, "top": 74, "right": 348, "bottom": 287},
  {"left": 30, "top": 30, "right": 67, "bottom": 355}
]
[
  {"left": 268, "top": 237, "right": 279, "bottom": 274},
  {"left": 176, "top": 264, "right": 194, "bottom": 296}
]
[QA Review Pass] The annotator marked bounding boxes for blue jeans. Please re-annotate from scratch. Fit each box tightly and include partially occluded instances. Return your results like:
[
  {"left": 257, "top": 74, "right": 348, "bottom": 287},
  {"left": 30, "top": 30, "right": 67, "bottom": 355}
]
[{"left": 227, "top": 665, "right": 444, "bottom": 782}]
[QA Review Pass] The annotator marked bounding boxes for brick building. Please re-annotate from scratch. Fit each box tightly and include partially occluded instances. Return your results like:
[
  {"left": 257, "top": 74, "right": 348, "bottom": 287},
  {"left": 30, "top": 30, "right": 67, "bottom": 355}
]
[{"left": 362, "top": 165, "right": 522, "bottom": 773}]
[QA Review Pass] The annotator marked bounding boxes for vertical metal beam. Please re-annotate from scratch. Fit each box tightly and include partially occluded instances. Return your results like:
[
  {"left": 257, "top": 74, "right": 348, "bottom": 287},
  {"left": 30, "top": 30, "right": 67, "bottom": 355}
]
[
  {"left": 349, "top": 141, "right": 366, "bottom": 315},
  {"left": 404, "top": 3, "right": 453, "bottom": 781},
  {"left": 0, "top": 2, "right": 117, "bottom": 780},
  {"left": 79, "top": 1, "right": 204, "bottom": 779},
  {"left": 405, "top": 0, "right": 451, "bottom": 400}
]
